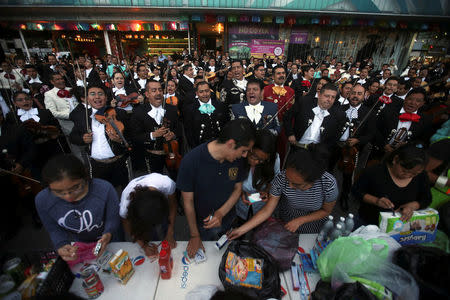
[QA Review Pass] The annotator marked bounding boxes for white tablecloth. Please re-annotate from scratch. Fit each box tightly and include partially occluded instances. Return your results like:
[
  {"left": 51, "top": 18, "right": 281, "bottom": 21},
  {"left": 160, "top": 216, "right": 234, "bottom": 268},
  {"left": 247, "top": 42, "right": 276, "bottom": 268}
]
[
  {"left": 69, "top": 242, "right": 159, "bottom": 300},
  {"left": 68, "top": 239, "right": 316, "bottom": 300}
]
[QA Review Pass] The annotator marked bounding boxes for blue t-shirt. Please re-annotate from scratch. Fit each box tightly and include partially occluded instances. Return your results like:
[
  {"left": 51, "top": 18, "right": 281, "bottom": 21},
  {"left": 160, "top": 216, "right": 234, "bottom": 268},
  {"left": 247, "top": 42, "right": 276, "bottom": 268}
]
[
  {"left": 35, "top": 178, "right": 120, "bottom": 249},
  {"left": 176, "top": 142, "right": 245, "bottom": 224}
]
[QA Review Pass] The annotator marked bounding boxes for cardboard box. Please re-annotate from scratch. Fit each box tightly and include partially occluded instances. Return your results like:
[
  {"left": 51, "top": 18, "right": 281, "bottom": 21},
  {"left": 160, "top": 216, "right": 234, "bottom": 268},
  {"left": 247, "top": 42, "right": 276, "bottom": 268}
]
[
  {"left": 109, "top": 249, "right": 135, "bottom": 284},
  {"left": 379, "top": 208, "right": 439, "bottom": 245}
]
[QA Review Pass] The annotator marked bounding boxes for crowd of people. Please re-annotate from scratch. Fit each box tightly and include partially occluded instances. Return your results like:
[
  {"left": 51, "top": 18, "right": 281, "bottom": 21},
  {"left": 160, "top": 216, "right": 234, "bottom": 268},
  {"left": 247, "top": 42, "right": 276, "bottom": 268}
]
[{"left": 0, "top": 49, "right": 448, "bottom": 262}]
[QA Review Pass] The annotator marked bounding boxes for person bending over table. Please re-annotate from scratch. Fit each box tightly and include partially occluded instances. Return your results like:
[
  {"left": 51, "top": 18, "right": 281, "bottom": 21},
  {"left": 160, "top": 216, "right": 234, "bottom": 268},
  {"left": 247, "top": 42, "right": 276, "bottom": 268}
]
[
  {"left": 177, "top": 119, "right": 256, "bottom": 257},
  {"left": 235, "top": 129, "right": 280, "bottom": 222},
  {"left": 119, "top": 173, "right": 177, "bottom": 258},
  {"left": 35, "top": 154, "right": 120, "bottom": 262},
  {"left": 229, "top": 146, "right": 338, "bottom": 239},
  {"left": 352, "top": 144, "right": 431, "bottom": 225}
]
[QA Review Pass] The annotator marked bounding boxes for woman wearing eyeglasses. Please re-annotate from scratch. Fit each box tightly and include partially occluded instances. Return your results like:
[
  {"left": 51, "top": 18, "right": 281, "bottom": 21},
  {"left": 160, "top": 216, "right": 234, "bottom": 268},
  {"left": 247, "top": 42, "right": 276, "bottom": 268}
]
[
  {"left": 35, "top": 154, "right": 120, "bottom": 262},
  {"left": 229, "top": 145, "right": 338, "bottom": 239},
  {"left": 235, "top": 129, "right": 280, "bottom": 222}
]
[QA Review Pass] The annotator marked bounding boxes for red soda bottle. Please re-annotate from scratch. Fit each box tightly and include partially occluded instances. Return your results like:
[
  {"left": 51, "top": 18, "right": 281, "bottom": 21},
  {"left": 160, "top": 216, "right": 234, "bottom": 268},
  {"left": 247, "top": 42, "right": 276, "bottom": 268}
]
[
  {"left": 161, "top": 240, "right": 173, "bottom": 269},
  {"left": 159, "top": 249, "right": 172, "bottom": 279}
]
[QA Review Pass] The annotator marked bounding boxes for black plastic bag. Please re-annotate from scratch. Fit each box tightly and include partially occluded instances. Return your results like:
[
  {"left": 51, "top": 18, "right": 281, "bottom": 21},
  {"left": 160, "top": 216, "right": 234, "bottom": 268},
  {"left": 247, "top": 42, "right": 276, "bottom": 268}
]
[
  {"left": 393, "top": 245, "right": 450, "bottom": 299},
  {"left": 219, "top": 241, "right": 281, "bottom": 300},
  {"left": 311, "top": 280, "right": 378, "bottom": 300}
]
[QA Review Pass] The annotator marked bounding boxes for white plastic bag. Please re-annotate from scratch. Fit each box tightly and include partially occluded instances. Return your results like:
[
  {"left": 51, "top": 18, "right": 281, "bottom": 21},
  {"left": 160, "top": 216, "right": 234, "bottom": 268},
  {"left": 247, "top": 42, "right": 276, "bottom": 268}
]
[{"left": 350, "top": 225, "right": 401, "bottom": 260}]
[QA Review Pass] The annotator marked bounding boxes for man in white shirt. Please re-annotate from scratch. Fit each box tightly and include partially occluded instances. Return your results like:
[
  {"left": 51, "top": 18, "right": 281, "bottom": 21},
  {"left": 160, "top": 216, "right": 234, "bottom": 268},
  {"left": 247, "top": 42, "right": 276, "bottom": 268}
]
[
  {"left": 337, "top": 82, "right": 352, "bottom": 105},
  {"left": 356, "top": 68, "right": 369, "bottom": 86}
]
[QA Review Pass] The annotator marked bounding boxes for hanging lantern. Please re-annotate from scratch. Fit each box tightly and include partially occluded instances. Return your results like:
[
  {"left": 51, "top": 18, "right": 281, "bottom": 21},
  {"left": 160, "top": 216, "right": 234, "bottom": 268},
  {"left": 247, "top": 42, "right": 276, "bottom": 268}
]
[
  {"left": 77, "top": 23, "right": 89, "bottom": 31},
  {"left": 286, "top": 16, "right": 296, "bottom": 26},
  {"left": 330, "top": 18, "right": 340, "bottom": 26},
  {"left": 205, "top": 14, "right": 216, "bottom": 23},
  {"left": 262, "top": 16, "right": 273, "bottom": 23},
  {"left": 191, "top": 15, "right": 203, "bottom": 22},
  {"left": 142, "top": 23, "right": 152, "bottom": 31},
  {"left": 239, "top": 15, "right": 250, "bottom": 22},
  {"left": 420, "top": 23, "right": 429, "bottom": 30},
  {"left": 131, "top": 23, "right": 142, "bottom": 31},
  {"left": 90, "top": 23, "right": 102, "bottom": 30},
  {"left": 398, "top": 22, "right": 407, "bottom": 29},
  {"left": 367, "top": 20, "right": 375, "bottom": 27},
  {"left": 319, "top": 17, "right": 330, "bottom": 25},
  {"left": 19, "top": 24, "right": 27, "bottom": 30},
  {"left": 105, "top": 24, "right": 116, "bottom": 31},
  {"left": 228, "top": 15, "right": 238, "bottom": 23},
  {"left": 297, "top": 17, "right": 309, "bottom": 25},
  {"left": 168, "top": 22, "right": 177, "bottom": 30},
  {"left": 275, "top": 16, "right": 284, "bottom": 24},
  {"left": 311, "top": 18, "right": 319, "bottom": 25},
  {"left": 389, "top": 21, "right": 397, "bottom": 28},
  {"left": 217, "top": 16, "right": 226, "bottom": 23},
  {"left": 251, "top": 16, "right": 261, "bottom": 23},
  {"left": 154, "top": 23, "right": 161, "bottom": 31}
]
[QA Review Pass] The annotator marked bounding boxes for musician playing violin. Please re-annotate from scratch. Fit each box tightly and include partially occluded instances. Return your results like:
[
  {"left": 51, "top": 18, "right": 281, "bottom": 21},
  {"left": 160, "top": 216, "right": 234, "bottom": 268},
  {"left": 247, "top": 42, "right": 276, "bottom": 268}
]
[
  {"left": 69, "top": 85, "right": 131, "bottom": 188},
  {"left": 130, "top": 80, "right": 180, "bottom": 179},
  {"left": 375, "top": 88, "right": 432, "bottom": 154},
  {"left": 110, "top": 71, "right": 143, "bottom": 112},
  {"left": 5, "top": 91, "right": 64, "bottom": 178}
]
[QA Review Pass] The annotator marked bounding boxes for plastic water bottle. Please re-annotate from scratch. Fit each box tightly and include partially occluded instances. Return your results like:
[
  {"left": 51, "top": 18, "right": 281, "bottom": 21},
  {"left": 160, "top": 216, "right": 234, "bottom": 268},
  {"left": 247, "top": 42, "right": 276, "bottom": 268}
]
[
  {"left": 343, "top": 213, "right": 355, "bottom": 236},
  {"left": 329, "top": 223, "right": 343, "bottom": 241},
  {"left": 317, "top": 215, "right": 334, "bottom": 242},
  {"left": 337, "top": 216, "right": 346, "bottom": 229}
]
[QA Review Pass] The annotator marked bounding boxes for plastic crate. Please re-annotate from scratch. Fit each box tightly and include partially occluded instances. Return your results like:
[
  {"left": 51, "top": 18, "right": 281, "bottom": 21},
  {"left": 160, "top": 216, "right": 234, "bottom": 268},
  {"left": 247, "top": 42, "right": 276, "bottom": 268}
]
[{"left": 35, "top": 257, "right": 74, "bottom": 296}]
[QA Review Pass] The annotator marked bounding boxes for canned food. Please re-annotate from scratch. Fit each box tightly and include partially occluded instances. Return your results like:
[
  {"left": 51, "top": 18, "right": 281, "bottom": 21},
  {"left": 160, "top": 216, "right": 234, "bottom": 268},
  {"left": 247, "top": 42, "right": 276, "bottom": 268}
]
[
  {"left": 2, "top": 258, "right": 25, "bottom": 286},
  {"left": 81, "top": 269, "right": 104, "bottom": 299}
]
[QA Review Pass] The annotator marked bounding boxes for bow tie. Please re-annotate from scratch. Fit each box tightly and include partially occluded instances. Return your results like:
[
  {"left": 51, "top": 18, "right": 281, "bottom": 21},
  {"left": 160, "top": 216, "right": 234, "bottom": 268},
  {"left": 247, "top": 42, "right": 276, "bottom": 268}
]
[
  {"left": 4, "top": 73, "right": 15, "bottom": 80},
  {"left": 399, "top": 112, "right": 420, "bottom": 123},
  {"left": 148, "top": 106, "right": 165, "bottom": 125},
  {"left": 18, "top": 108, "right": 40, "bottom": 122},
  {"left": 20, "top": 69, "right": 27, "bottom": 75},
  {"left": 199, "top": 103, "right": 215, "bottom": 115},
  {"left": 312, "top": 106, "right": 329, "bottom": 119},
  {"left": 245, "top": 104, "right": 264, "bottom": 123},
  {"left": 272, "top": 85, "right": 287, "bottom": 96},
  {"left": 300, "top": 80, "right": 311, "bottom": 88},
  {"left": 346, "top": 107, "right": 358, "bottom": 120},
  {"left": 379, "top": 95, "right": 392, "bottom": 104},
  {"left": 57, "top": 89, "right": 71, "bottom": 98}
]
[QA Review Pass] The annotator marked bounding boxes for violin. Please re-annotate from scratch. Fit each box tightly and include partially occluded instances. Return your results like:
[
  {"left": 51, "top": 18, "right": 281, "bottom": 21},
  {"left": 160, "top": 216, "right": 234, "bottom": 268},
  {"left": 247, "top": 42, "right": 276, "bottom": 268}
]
[
  {"left": 338, "top": 144, "right": 358, "bottom": 175},
  {"left": 114, "top": 92, "right": 140, "bottom": 108},
  {"left": 161, "top": 118, "right": 182, "bottom": 170},
  {"left": 94, "top": 107, "right": 132, "bottom": 151},
  {"left": 22, "top": 119, "right": 61, "bottom": 142}
]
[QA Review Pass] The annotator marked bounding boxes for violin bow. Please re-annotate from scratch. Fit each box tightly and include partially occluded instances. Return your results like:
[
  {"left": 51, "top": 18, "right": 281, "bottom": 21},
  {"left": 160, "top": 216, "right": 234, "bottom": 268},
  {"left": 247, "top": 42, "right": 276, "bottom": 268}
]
[
  {"left": 0, "top": 76, "right": 20, "bottom": 125},
  {"left": 261, "top": 93, "right": 295, "bottom": 130},
  {"left": 350, "top": 93, "right": 382, "bottom": 138},
  {"left": 0, "top": 167, "right": 41, "bottom": 184}
]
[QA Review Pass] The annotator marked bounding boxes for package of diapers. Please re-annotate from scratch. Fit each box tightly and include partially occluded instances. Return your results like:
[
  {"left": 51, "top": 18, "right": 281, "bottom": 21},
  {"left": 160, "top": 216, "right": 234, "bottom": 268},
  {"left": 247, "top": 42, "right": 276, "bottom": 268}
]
[{"left": 379, "top": 208, "right": 439, "bottom": 245}]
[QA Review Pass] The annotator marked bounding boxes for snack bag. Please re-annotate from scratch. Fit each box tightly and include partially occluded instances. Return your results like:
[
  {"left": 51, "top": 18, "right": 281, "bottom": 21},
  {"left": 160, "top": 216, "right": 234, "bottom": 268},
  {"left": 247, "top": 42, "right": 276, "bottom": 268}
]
[
  {"left": 379, "top": 208, "right": 439, "bottom": 245},
  {"left": 224, "top": 251, "right": 264, "bottom": 289}
]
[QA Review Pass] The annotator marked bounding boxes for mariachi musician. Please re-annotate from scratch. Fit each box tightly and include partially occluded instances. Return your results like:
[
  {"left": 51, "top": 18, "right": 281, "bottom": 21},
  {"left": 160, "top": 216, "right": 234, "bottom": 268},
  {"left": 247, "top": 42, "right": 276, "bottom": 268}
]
[
  {"left": 364, "top": 77, "right": 402, "bottom": 117},
  {"left": 5, "top": 91, "right": 64, "bottom": 178},
  {"left": 231, "top": 79, "right": 280, "bottom": 136},
  {"left": 130, "top": 80, "right": 180, "bottom": 180},
  {"left": 374, "top": 88, "right": 432, "bottom": 155},
  {"left": 109, "top": 71, "right": 143, "bottom": 112},
  {"left": 69, "top": 85, "right": 131, "bottom": 188},
  {"left": 219, "top": 60, "right": 247, "bottom": 107},
  {"left": 183, "top": 81, "right": 229, "bottom": 149}
]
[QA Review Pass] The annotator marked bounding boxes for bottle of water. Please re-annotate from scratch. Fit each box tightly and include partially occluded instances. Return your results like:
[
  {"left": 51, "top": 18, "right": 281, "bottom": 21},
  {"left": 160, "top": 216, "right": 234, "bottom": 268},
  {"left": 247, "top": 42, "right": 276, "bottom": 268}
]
[
  {"left": 343, "top": 213, "right": 355, "bottom": 236},
  {"left": 317, "top": 215, "right": 334, "bottom": 242},
  {"left": 329, "top": 224, "right": 343, "bottom": 241},
  {"left": 337, "top": 216, "right": 346, "bottom": 229}
]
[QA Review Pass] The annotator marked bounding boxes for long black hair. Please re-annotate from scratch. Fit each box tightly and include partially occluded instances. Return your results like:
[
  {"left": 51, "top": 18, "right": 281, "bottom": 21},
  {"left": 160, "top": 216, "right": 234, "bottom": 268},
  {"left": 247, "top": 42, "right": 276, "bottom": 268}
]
[
  {"left": 126, "top": 186, "right": 169, "bottom": 243},
  {"left": 385, "top": 144, "right": 427, "bottom": 170},
  {"left": 285, "top": 145, "right": 329, "bottom": 183},
  {"left": 41, "top": 154, "right": 89, "bottom": 186},
  {"left": 245, "top": 129, "right": 277, "bottom": 191}
]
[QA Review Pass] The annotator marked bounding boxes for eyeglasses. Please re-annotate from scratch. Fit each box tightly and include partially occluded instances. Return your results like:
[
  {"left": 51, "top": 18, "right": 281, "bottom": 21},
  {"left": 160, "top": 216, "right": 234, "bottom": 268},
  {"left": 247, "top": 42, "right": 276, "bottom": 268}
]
[
  {"left": 248, "top": 151, "right": 267, "bottom": 164},
  {"left": 51, "top": 180, "right": 86, "bottom": 197}
]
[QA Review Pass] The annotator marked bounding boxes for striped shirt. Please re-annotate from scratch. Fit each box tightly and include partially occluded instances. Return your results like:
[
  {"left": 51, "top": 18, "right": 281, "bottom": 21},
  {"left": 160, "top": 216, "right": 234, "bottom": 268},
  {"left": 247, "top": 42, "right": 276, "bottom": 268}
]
[{"left": 270, "top": 170, "right": 338, "bottom": 233}]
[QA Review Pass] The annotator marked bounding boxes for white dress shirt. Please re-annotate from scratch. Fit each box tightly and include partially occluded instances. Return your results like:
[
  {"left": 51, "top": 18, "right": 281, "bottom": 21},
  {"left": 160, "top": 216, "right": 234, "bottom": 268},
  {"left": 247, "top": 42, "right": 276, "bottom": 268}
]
[
  {"left": 85, "top": 68, "right": 93, "bottom": 79},
  {"left": 235, "top": 78, "right": 247, "bottom": 91},
  {"left": 138, "top": 78, "right": 147, "bottom": 90},
  {"left": 299, "top": 106, "right": 329, "bottom": 144},
  {"left": 113, "top": 87, "right": 126, "bottom": 95},
  {"left": 90, "top": 108, "right": 115, "bottom": 160},
  {"left": 28, "top": 76, "right": 42, "bottom": 84},
  {"left": 338, "top": 96, "right": 349, "bottom": 105},
  {"left": 395, "top": 107, "right": 416, "bottom": 132},
  {"left": 183, "top": 74, "right": 194, "bottom": 84}
]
